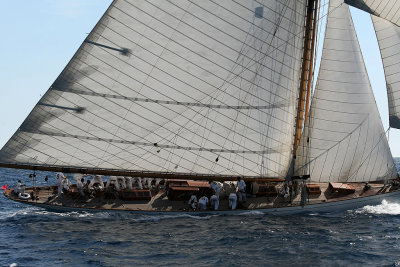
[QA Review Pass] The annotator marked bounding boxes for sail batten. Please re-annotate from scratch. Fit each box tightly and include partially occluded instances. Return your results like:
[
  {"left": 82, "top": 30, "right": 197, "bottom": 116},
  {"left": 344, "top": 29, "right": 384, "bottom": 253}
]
[
  {"left": 1, "top": 0, "right": 308, "bottom": 178},
  {"left": 295, "top": 0, "right": 396, "bottom": 183}
]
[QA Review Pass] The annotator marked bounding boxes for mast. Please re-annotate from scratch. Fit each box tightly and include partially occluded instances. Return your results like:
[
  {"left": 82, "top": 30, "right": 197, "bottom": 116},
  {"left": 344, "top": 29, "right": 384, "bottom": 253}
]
[{"left": 293, "top": 0, "right": 319, "bottom": 157}]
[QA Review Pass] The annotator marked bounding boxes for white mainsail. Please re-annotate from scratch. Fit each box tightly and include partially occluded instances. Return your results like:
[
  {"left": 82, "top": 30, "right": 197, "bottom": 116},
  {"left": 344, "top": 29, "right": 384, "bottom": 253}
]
[
  {"left": 0, "top": 0, "right": 308, "bottom": 178},
  {"left": 295, "top": 0, "right": 397, "bottom": 182},
  {"left": 372, "top": 16, "right": 400, "bottom": 129},
  {"left": 345, "top": 0, "right": 400, "bottom": 27}
]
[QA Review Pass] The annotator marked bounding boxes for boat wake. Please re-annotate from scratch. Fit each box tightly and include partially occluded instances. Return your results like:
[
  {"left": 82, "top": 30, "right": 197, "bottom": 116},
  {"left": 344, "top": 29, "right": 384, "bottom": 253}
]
[{"left": 356, "top": 200, "right": 400, "bottom": 215}]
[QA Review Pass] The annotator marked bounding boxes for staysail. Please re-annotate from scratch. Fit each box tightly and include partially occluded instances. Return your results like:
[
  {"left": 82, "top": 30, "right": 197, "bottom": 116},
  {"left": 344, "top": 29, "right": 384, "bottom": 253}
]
[
  {"left": 295, "top": 0, "right": 397, "bottom": 182},
  {"left": 372, "top": 16, "right": 400, "bottom": 129},
  {"left": 345, "top": 0, "right": 400, "bottom": 27},
  {"left": 0, "top": 0, "right": 308, "bottom": 178}
]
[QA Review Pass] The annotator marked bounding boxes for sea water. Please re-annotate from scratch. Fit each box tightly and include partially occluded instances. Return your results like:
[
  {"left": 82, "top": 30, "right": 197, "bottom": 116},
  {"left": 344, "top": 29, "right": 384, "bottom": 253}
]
[{"left": 1, "top": 163, "right": 400, "bottom": 267}]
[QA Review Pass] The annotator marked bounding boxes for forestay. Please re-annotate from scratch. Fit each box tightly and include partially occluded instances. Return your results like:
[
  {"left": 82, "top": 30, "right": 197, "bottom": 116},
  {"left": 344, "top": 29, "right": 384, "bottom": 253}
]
[
  {"left": 0, "top": 0, "right": 307, "bottom": 178},
  {"left": 345, "top": 0, "right": 400, "bottom": 27},
  {"left": 372, "top": 16, "right": 400, "bottom": 129},
  {"left": 295, "top": 0, "right": 397, "bottom": 182}
]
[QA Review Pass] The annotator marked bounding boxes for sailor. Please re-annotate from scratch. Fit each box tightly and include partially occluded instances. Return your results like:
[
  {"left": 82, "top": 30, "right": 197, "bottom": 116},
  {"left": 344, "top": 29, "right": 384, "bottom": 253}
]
[
  {"left": 237, "top": 177, "right": 246, "bottom": 203},
  {"left": 15, "top": 180, "right": 25, "bottom": 195},
  {"left": 118, "top": 176, "right": 126, "bottom": 191},
  {"left": 155, "top": 178, "right": 162, "bottom": 189},
  {"left": 198, "top": 195, "right": 209, "bottom": 210},
  {"left": 188, "top": 192, "right": 197, "bottom": 210},
  {"left": 93, "top": 175, "right": 104, "bottom": 191},
  {"left": 210, "top": 194, "right": 219, "bottom": 210},
  {"left": 73, "top": 174, "right": 85, "bottom": 197},
  {"left": 106, "top": 176, "right": 120, "bottom": 191},
  {"left": 210, "top": 181, "right": 222, "bottom": 198},
  {"left": 137, "top": 177, "right": 143, "bottom": 190},
  {"left": 56, "top": 172, "right": 66, "bottom": 196},
  {"left": 125, "top": 177, "right": 133, "bottom": 190},
  {"left": 228, "top": 193, "right": 237, "bottom": 210},
  {"left": 77, "top": 178, "right": 85, "bottom": 197},
  {"left": 280, "top": 183, "right": 290, "bottom": 199},
  {"left": 62, "top": 175, "right": 71, "bottom": 193},
  {"left": 84, "top": 179, "right": 94, "bottom": 196}
]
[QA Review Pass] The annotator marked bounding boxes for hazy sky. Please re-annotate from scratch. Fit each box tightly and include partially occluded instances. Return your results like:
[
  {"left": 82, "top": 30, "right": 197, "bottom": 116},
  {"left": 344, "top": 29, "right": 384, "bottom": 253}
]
[{"left": 1, "top": 1, "right": 400, "bottom": 156}]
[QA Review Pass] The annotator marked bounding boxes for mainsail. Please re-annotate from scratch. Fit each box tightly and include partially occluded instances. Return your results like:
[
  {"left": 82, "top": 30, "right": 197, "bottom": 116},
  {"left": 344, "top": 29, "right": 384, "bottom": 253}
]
[
  {"left": 372, "top": 16, "right": 400, "bottom": 129},
  {"left": 295, "top": 0, "right": 397, "bottom": 182},
  {"left": 0, "top": 0, "right": 308, "bottom": 178}
]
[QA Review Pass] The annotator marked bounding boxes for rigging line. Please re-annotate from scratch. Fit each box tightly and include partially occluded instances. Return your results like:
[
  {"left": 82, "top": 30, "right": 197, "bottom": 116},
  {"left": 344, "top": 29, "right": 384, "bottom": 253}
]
[
  {"left": 213, "top": 0, "right": 292, "bottom": 166},
  {"left": 71, "top": 48, "right": 293, "bottom": 154},
  {"left": 15, "top": 122, "right": 107, "bottom": 169},
  {"left": 171, "top": 0, "right": 304, "bottom": 57},
  {"left": 202, "top": 0, "right": 293, "bottom": 165},
  {"left": 41, "top": 93, "right": 190, "bottom": 173},
  {"left": 66, "top": 62, "right": 290, "bottom": 163},
  {"left": 294, "top": 114, "right": 370, "bottom": 174},
  {"left": 54, "top": 89, "right": 288, "bottom": 110},
  {"left": 225, "top": 0, "right": 333, "bottom": 84},
  {"left": 49, "top": 88, "right": 268, "bottom": 176},
  {"left": 256, "top": 0, "right": 295, "bottom": 175},
  {"left": 109, "top": 7, "right": 299, "bottom": 105},
  {"left": 47, "top": 92, "right": 230, "bottom": 175},
  {"left": 87, "top": 29, "right": 297, "bottom": 130},
  {"left": 61, "top": 72, "right": 288, "bottom": 176},
  {"left": 209, "top": 0, "right": 298, "bottom": 43},
  {"left": 117, "top": 1, "right": 300, "bottom": 91},
  {"left": 33, "top": 96, "right": 153, "bottom": 169},
  {"left": 97, "top": 18, "right": 299, "bottom": 137}
]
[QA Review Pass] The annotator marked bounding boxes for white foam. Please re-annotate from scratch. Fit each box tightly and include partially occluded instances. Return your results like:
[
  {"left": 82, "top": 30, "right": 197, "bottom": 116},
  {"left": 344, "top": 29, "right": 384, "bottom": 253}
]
[{"left": 356, "top": 200, "right": 400, "bottom": 215}]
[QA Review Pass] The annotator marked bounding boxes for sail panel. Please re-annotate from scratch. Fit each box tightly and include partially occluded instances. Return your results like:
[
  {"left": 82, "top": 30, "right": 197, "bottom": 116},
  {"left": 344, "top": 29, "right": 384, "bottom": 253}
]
[
  {"left": 0, "top": 0, "right": 308, "bottom": 178},
  {"left": 372, "top": 16, "right": 400, "bottom": 129},
  {"left": 345, "top": 0, "right": 400, "bottom": 27},
  {"left": 295, "top": 0, "right": 396, "bottom": 182}
]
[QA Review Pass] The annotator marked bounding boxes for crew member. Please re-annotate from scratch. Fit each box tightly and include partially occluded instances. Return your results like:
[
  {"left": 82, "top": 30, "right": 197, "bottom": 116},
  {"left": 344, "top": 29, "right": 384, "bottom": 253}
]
[
  {"left": 188, "top": 192, "right": 197, "bottom": 210},
  {"left": 15, "top": 180, "right": 25, "bottom": 195},
  {"left": 210, "top": 181, "right": 222, "bottom": 198},
  {"left": 106, "top": 176, "right": 120, "bottom": 191},
  {"left": 229, "top": 193, "right": 237, "bottom": 210},
  {"left": 93, "top": 175, "right": 104, "bottom": 191},
  {"left": 210, "top": 194, "right": 219, "bottom": 210},
  {"left": 198, "top": 195, "right": 209, "bottom": 210},
  {"left": 237, "top": 177, "right": 246, "bottom": 203},
  {"left": 77, "top": 178, "right": 85, "bottom": 197},
  {"left": 56, "top": 172, "right": 66, "bottom": 197},
  {"left": 125, "top": 177, "right": 133, "bottom": 190}
]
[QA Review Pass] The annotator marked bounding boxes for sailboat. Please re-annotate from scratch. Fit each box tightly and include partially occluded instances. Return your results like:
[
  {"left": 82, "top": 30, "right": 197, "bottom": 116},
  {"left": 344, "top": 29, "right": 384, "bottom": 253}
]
[{"left": 3, "top": 0, "right": 400, "bottom": 214}]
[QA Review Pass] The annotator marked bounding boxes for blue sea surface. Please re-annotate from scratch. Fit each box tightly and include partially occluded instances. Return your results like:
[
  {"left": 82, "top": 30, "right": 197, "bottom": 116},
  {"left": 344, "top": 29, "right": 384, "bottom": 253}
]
[{"left": 2, "top": 162, "right": 400, "bottom": 267}]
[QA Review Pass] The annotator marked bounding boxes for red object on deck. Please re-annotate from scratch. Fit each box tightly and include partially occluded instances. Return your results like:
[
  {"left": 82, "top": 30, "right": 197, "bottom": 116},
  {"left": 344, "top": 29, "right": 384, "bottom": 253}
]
[{"left": 1, "top": 184, "right": 7, "bottom": 190}]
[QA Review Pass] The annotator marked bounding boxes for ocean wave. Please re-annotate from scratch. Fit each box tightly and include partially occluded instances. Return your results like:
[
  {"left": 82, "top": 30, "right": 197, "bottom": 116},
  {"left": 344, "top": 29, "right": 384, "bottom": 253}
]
[{"left": 356, "top": 200, "right": 400, "bottom": 215}]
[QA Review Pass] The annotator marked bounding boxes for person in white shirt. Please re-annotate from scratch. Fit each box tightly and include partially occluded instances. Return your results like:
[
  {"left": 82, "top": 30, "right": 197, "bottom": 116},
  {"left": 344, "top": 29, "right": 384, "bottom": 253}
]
[
  {"left": 62, "top": 175, "right": 71, "bottom": 193},
  {"left": 237, "top": 177, "right": 246, "bottom": 203},
  {"left": 106, "top": 176, "right": 120, "bottom": 191},
  {"left": 188, "top": 193, "right": 198, "bottom": 210},
  {"left": 229, "top": 193, "right": 237, "bottom": 210},
  {"left": 210, "top": 181, "right": 222, "bottom": 198},
  {"left": 118, "top": 177, "right": 126, "bottom": 191},
  {"left": 56, "top": 172, "right": 66, "bottom": 197},
  {"left": 93, "top": 175, "right": 104, "bottom": 191},
  {"left": 77, "top": 178, "right": 85, "bottom": 197},
  {"left": 198, "top": 196, "right": 209, "bottom": 210},
  {"left": 137, "top": 177, "right": 143, "bottom": 189},
  {"left": 15, "top": 180, "right": 25, "bottom": 195},
  {"left": 210, "top": 194, "right": 219, "bottom": 210},
  {"left": 125, "top": 177, "right": 133, "bottom": 190}
]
